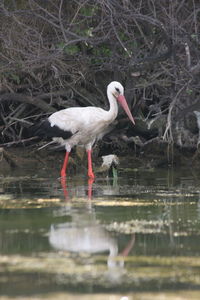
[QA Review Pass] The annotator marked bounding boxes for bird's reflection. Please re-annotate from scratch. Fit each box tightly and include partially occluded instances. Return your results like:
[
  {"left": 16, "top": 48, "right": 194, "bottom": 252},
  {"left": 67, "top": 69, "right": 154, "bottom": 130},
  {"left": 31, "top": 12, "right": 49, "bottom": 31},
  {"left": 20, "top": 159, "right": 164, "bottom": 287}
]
[
  {"left": 60, "top": 177, "right": 121, "bottom": 202},
  {"left": 60, "top": 176, "right": 94, "bottom": 200},
  {"left": 56, "top": 173, "right": 135, "bottom": 280},
  {"left": 49, "top": 206, "right": 135, "bottom": 272}
]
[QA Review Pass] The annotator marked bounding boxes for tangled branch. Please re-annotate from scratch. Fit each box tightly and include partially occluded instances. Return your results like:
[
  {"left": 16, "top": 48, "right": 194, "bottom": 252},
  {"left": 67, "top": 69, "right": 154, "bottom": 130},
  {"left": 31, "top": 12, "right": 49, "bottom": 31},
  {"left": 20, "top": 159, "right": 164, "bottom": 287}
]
[{"left": 0, "top": 0, "right": 200, "bottom": 150}]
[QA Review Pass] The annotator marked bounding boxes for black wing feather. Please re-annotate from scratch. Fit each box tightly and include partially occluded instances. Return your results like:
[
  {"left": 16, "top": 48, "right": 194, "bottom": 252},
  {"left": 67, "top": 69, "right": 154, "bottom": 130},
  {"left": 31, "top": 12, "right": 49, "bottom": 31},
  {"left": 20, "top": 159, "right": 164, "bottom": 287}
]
[{"left": 30, "top": 119, "right": 73, "bottom": 140}]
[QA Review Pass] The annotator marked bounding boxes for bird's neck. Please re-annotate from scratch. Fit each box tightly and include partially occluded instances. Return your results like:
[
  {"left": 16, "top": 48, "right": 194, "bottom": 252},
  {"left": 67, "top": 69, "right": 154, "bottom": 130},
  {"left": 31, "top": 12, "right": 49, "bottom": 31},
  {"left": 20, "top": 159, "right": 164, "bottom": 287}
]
[{"left": 106, "top": 92, "right": 118, "bottom": 122}]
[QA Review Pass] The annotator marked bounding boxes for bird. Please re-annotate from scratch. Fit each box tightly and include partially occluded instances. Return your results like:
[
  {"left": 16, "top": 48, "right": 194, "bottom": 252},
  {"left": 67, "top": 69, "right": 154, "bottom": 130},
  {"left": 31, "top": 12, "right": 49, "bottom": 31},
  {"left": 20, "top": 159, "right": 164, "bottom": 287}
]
[{"left": 32, "top": 81, "right": 135, "bottom": 179}]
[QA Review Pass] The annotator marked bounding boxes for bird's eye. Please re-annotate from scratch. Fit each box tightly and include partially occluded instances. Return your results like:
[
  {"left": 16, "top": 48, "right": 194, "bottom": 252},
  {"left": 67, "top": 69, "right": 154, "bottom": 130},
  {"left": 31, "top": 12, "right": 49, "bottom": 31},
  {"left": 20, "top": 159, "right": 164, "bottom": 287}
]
[{"left": 115, "top": 87, "right": 120, "bottom": 93}]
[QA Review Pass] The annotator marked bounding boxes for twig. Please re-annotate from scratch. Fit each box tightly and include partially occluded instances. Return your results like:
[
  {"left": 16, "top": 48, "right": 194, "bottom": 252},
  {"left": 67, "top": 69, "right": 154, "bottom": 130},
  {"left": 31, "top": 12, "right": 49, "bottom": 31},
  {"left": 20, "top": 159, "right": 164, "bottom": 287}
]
[
  {"left": 37, "top": 140, "right": 55, "bottom": 150},
  {"left": 0, "top": 136, "right": 38, "bottom": 147},
  {"left": 163, "top": 84, "right": 187, "bottom": 142},
  {"left": 185, "top": 43, "right": 191, "bottom": 69}
]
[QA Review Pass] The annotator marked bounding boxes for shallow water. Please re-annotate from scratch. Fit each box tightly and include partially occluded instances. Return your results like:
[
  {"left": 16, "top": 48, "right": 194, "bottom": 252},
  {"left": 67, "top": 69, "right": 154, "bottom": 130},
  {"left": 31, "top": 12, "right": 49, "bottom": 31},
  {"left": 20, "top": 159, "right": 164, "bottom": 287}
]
[{"left": 0, "top": 165, "right": 200, "bottom": 300}]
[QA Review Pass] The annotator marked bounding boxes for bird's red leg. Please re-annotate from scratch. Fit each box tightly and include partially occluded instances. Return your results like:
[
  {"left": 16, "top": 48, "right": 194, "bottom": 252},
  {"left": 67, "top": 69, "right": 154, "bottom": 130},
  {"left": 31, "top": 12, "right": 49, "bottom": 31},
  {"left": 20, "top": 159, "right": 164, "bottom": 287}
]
[
  {"left": 61, "top": 151, "right": 70, "bottom": 177},
  {"left": 87, "top": 149, "right": 95, "bottom": 179}
]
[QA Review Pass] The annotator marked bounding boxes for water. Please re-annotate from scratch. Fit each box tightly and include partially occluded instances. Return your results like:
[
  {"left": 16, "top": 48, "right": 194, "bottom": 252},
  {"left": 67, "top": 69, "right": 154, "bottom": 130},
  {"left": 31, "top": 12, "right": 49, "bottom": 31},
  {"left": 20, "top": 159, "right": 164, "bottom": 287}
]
[{"left": 0, "top": 165, "right": 200, "bottom": 299}]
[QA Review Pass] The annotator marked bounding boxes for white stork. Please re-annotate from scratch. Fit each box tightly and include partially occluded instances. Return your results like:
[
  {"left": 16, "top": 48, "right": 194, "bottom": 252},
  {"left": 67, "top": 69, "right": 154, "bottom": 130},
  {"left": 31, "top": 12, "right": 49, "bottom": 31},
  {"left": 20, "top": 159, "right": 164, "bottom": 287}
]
[{"left": 34, "top": 81, "right": 135, "bottom": 178}]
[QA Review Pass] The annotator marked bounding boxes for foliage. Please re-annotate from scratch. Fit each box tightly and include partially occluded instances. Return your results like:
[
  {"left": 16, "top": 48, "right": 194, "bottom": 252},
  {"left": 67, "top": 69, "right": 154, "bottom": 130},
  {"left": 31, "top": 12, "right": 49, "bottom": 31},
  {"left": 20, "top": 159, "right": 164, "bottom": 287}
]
[{"left": 0, "top": 0, "right": 200, "bottom": 151}]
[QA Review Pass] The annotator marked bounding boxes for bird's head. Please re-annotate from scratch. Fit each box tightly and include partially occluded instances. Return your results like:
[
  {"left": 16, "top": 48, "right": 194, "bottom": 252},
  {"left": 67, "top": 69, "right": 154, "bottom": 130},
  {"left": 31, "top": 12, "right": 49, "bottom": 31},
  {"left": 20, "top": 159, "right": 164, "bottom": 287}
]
[
  {"left": 107, "top": 81, "right": 135, "bottom": 125},
  {"left": 107, "top": 81, "right": 124, "bottom": 99}
]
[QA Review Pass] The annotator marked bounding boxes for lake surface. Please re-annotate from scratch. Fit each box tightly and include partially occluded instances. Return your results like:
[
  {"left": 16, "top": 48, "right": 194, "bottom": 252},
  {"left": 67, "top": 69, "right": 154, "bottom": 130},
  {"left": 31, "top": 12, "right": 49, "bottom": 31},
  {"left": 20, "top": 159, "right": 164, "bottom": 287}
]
[{"left": 0, "top": 165, "right": 200, "bottom": 300}]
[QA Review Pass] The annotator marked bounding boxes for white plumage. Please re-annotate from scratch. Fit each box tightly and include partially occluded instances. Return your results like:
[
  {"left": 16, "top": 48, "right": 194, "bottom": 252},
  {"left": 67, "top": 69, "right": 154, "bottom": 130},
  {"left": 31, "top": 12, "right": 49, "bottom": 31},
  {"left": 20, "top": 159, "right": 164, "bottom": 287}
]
[
  {"left": 49, "top": 106, "right": 114, "bottom": 151},
  {"left": 35, "top": 81, "right": 135, "bottom": 178}
]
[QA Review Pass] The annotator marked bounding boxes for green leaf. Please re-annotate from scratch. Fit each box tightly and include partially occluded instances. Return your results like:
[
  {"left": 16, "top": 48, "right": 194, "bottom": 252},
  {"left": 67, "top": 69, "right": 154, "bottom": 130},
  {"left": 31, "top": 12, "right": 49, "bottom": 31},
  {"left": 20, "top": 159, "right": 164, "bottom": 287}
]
[
  {"left": 80, "top": 6, "right": 97, "bottom": 17},
  {"left": 186, "top": 89, "right": 193, "bottom": 95},
  {"left": 64, "top": 45, "right": 79, "bottom": 55},
  {"left": 57, "top": 42, "right": 66, "bottom": 50},
  {"left": 10, "top": 74, "right": 20, "bottom": 84}
]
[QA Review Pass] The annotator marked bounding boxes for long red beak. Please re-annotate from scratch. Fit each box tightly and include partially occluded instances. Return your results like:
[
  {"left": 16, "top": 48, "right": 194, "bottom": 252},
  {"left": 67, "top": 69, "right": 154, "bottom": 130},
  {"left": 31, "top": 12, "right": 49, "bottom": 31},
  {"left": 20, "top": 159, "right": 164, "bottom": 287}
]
[{"left": 117, "top": 95, "right": 135, "bottom": 125}]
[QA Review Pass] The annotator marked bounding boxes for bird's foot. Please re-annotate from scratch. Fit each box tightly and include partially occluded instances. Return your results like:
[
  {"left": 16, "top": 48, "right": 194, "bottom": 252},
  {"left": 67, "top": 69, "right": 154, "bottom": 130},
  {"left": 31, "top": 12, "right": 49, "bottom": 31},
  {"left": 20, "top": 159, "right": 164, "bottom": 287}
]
[
  {"left": 88, "top": 172, "right": 95, "bottom": 180},
  {"left": 60, "top": 176, "right": 69, "bottom": 200},
  {"left": 88, "top": 177, "right": 94, "bottom": 200},
  {"left": 60, "top": 169, "right": 66, "bottom": 178}
]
